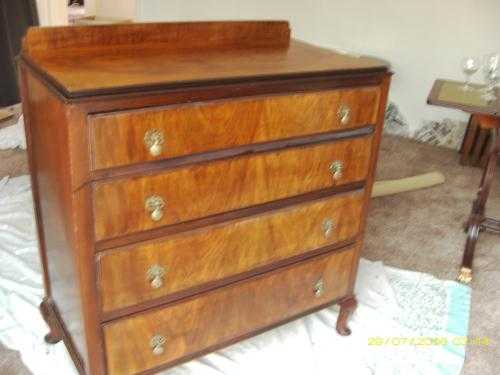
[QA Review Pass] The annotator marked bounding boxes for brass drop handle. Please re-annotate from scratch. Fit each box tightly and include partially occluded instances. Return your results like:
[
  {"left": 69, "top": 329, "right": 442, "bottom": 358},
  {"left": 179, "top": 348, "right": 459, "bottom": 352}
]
[
  {"left": 329, "top": 161, "right": 344, "bottom": 180},
  {"left": 338, "top": 105, "right": 351, "bottom": 125},
  {"left": 145, "top": 195, "right": 165, "bottom": 222},
  {"left": 323, "top": 218, "right": 335, "bottom": 238},
  {"left": 144, "top": 129, "right": 165, "bottom": 157},
  {"left": 314, "top": 279, "right": 325, "bottom": 298},
  {"left": 150, "top": 334, "right": 166, "bottom": 356},
  {"left": 147, "top": 264, "right": 166, "bottom": 289}
]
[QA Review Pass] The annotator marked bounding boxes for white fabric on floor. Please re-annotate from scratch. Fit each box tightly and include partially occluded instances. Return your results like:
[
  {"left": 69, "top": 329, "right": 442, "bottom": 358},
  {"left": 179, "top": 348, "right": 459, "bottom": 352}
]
[
  {"left": 0, "top": 175, "right": 470, "bottom": 375},
  {"left": 0, "top": 115, "right": 26, "bottom": 150}
]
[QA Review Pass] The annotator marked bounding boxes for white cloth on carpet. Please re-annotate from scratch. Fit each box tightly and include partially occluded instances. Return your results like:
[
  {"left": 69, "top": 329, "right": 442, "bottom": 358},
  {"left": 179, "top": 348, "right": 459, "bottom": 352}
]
[
  {"left": 0, "top": 115, "right": 26, "bottom": 150},
  {"left": 0, "top": 175, "right": 471, "bottom": 375}
]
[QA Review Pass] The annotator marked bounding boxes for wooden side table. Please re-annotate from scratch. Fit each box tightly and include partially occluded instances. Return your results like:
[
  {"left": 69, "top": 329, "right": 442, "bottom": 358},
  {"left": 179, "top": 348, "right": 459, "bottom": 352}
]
[
  {"left": 428, "top": 79, "right": 500, "bottom": 283},
  {"left": 460, "top": 115, "right": 495, "bottom": 167}
]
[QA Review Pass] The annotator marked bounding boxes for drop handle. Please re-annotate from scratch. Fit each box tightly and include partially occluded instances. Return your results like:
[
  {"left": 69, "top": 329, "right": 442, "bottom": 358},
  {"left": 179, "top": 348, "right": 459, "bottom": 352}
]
[
  {"left": 144, "top": 129, "right": 165, "bottom": 157},
  {"left": 323, "top": 218, "right": 335, "bottom": 238},
  {"left": 338, "top": 105, "right": 351, "bottom": 125},
  {"left": 147, "top": 264, "right": 166, "bottom": 289},
  {"left": 145, "top": 195, "right": 165, "bottom": 222},
  {"left": 329, "top": 161, "right": 344, "bottom": 180},
  {"left": 150, "top": 334, "right": 166, "bottom": 355}
]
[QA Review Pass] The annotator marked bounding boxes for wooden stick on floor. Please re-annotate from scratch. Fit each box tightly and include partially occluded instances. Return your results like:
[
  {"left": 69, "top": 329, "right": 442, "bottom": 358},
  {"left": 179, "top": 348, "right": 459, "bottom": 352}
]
[{"left": 372, "top": 172, "right": 445, "bottom": 198}]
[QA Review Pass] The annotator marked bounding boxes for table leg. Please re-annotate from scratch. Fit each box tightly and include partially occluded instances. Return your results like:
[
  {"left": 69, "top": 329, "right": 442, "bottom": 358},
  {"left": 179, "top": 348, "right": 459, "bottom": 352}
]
[
  {"left": 459, "top": 115, "right": 475, "bottom": 165},
  {"left": 459, "top": 129, "right": 499, "bottom": 284}
]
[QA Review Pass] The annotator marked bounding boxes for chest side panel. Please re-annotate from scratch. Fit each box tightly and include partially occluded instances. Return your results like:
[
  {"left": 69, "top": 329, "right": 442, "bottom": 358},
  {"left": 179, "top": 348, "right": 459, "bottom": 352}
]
[{"left": 20, "top": 66, "right": 90, "bottom": 371}]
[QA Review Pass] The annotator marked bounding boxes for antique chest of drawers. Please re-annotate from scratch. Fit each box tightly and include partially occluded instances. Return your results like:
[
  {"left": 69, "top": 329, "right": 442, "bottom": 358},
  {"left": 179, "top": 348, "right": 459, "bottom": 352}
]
[{"left": 19, "top": 21, "right": 391, "bottom": 375}]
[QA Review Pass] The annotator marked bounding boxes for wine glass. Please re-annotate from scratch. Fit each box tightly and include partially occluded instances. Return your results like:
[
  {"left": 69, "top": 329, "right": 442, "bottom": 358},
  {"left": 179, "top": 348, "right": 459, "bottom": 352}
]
[
  {"left": 481, "top": 53, "right": 499, "bottom": 102},
  {"left": 461, "top": 57, "right": 480, "bottom": 91}
]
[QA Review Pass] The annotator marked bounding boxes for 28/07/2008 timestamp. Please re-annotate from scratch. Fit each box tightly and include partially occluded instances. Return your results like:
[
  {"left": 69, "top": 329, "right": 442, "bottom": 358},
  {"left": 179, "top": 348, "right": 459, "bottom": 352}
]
[{"left": 368, "top": 336, "right": 491, "bottom": 346}]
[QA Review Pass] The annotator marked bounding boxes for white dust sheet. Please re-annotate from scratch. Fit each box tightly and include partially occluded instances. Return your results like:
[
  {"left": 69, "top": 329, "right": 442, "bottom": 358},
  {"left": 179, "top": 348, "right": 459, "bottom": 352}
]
[{"left": 0, "top": 175, "right": 470, "bottom": 375}]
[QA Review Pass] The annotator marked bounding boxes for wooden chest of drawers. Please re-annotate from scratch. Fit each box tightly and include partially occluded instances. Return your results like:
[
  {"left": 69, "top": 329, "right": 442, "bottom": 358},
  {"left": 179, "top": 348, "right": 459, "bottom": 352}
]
[{"left": 19, "top": 21, "right": 391, "bottom": 375}]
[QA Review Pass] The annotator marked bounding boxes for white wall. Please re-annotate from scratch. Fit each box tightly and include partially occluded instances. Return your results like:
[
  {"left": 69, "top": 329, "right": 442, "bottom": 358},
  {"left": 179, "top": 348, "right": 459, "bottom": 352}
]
[
  {"left": 95, "top": 0, "right": 137, "bottom": 20},
  {"left": 137, "top": 0, "right": 500, "bottom": 133},
  {"left": 84, "top": 0, "right": 97, "bottom": 17},
  {"left": 37, "top": 0, "right": 137, "bottom": 24},
  {"left": 36, "top": 0, "right": 68, "bottom": 26}
]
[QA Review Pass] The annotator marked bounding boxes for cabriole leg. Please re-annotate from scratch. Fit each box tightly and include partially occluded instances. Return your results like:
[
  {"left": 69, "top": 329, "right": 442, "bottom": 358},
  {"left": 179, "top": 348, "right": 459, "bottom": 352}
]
[
  {"left": 40, "top": 298, "right": 62, "bottom": 344},
  {"left": 336, "top": 296, "right": 357, "bottom": 336}
]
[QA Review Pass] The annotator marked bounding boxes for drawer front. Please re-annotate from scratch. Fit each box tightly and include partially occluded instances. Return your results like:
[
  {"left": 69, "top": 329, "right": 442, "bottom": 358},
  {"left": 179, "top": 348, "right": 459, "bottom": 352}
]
[
  {"left": 98, "top": 191, "right": 364, "bottom": 312},
  {"left": 93, "top": 137, "right": 373, "bottom": 240},
  {"left": 103, "top": 247, "right": 356, "bottom": 375},
  {"left": 90, "top": 87, "right": 380, "bottom": 170}
]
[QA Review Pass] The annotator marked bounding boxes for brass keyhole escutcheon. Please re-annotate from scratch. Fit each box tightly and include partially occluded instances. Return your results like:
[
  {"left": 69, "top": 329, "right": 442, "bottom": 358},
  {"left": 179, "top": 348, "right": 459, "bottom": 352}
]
[{"left": 314, "top": 279, "right": 325, "bottom": 297}]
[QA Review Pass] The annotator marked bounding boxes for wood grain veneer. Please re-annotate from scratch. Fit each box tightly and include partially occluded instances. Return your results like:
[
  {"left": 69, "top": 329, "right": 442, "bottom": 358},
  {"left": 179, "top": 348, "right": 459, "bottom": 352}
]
[
  {"left": 19, "top": 65, "right": 101, "bottom": 373},
  {"left": 20, "top": 21, "right": 391, "bottom": 375},
  {"left": 22, "top": 21, "right": 291, "bottom": 58},
  {"left": 98, "top": 191, "right": 364, "bottom": 312},
  {"left": 90, "top": 87, "right": 380, "bottom": 170},
  {"left": 21, "top": 22, "right": 387, "bottom": 98},
  {"left": 93, "top": 136, "right": 373, "bottom": 240},
  {"left": 103, "top": 247, "right": 356, "bottom": 375}
]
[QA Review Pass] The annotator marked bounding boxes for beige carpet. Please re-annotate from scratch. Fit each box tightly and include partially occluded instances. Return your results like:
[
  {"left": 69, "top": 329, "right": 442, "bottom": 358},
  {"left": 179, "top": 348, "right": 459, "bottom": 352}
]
[
  {"left": 365, "top": 135, "right": 500, "bottom": 375},
  {"left": 1, "top": 134, "right": 498, "bottom": 374},
  {"left": 0, "top": 109, "right": 28, "bottom": 179}
]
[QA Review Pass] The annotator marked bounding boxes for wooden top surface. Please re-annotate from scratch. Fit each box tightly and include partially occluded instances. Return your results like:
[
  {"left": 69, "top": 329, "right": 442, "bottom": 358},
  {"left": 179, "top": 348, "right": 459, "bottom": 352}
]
[
  {"left": 428, "top": 79, "right": 500, "bottom": 116},
  {"left": 21, "top": 21, "right": 389, "bottom": 98}
]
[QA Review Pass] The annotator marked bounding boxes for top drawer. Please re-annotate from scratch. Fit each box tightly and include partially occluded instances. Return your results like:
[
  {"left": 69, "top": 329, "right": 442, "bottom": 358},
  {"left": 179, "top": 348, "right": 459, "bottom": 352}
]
[{"left": 89, "top": 87, "right": 380, "bottom": 170}]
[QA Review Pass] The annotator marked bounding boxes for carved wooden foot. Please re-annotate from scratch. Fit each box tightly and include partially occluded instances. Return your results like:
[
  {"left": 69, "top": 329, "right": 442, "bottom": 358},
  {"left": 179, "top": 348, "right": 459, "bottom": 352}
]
[
  {"left": 336, "top": 296, "right": 357, "bottom": 336},
  {"left": 457, "top": 267, "right": 472, "bottom": 284},
  {"left": 458, "top": 218, "right": 481, "bottom": 284},
  {"left": 40, "top": 298, "right": 62, "bottom": 344}
]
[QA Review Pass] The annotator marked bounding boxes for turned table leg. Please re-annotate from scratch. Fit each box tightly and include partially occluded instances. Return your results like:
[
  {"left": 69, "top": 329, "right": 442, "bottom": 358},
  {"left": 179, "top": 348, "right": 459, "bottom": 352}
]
[
  {"left": 40, "top": 298, "right": 62, "bottom": 344},
  {"left": 336, "top": 296, "right": 357, "bottom": 336},
  {"left": 459, "top": 128, "right": 499, "bottom": 284}
]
